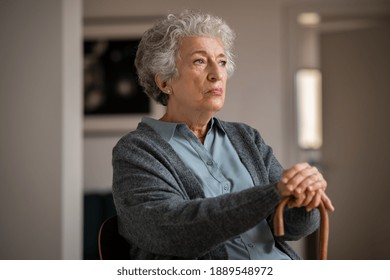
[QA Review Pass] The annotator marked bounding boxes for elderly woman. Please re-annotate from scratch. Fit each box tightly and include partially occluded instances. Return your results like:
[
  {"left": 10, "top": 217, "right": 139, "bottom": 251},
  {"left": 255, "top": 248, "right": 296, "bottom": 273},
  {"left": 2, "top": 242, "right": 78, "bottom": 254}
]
[{"left": 112, "top": 10, "right": 334, "bottom": 260}]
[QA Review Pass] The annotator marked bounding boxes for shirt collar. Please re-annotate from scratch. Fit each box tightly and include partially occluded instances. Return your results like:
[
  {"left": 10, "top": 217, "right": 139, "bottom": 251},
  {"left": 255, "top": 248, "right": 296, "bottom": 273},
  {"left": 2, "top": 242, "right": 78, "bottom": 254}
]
[
  {"left": 211, "top": 117, "right": 226, "bottom": 135},
  {"left": 142, "top": 116, "right": 226, "bottom": 142},
  {"left": 142, "top": 117, "right": 178, "bottom": 142}
]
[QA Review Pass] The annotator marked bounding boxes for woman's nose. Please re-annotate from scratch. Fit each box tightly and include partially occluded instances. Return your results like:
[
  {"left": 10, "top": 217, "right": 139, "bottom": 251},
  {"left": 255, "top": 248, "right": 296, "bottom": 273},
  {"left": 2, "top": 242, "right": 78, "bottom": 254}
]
[{"left": 207, "top": 63, "right": 223, "bottom": 82}]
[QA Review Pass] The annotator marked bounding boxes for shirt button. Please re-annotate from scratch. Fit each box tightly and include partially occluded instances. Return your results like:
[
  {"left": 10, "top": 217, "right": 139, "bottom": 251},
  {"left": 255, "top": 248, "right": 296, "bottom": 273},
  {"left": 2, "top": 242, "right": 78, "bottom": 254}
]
[
  {"left": 247, "top": 243, "right": 254, "bottom": 248},
  {"left": 206, "top": 161, "right": 213, "bottom": 166},
  {"left": 223, "top": 185, "right": 229, "bottom": 191}
]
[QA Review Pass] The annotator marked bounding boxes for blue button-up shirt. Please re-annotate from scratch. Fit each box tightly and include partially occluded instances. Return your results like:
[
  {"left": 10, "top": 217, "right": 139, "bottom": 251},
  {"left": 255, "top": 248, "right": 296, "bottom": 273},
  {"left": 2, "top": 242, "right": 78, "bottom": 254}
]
[{"left": 142, "top": 117, "right": 290, "bottom": 260}]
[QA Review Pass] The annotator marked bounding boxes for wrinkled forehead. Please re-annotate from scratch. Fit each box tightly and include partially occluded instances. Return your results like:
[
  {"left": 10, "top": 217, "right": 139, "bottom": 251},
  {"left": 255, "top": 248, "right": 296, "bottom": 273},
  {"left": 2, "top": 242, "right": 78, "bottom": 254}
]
[{"left": 176, "top": 36, "right": 226, "bottom": 59}]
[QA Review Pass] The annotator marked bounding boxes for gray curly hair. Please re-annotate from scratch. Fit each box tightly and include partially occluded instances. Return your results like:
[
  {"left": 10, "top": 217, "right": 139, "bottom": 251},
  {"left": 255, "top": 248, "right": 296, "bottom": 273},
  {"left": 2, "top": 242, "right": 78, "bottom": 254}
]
[{"left": 134, "top": 10, "right": 236, "bottom": 106}]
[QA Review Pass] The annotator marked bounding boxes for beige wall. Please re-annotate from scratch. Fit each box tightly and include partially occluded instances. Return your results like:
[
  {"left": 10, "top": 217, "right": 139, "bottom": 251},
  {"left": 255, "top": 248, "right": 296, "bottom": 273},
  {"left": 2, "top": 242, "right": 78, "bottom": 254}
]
[
  {"left": 284, "top": 0, "right": 390, "bottom": 259},
  {"left": 321, "top": 20, "right": 390, "bottom": 259},
  {"left": 0, "top": 0, "right": 82, "bottom": 259}
]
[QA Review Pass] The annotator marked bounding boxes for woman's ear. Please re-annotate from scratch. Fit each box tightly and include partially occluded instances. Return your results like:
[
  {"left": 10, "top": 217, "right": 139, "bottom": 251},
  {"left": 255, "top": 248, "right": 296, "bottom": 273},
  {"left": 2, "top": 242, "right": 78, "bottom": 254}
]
[{"left": 155, "top": 74, "right": 172, "bottom": 94}]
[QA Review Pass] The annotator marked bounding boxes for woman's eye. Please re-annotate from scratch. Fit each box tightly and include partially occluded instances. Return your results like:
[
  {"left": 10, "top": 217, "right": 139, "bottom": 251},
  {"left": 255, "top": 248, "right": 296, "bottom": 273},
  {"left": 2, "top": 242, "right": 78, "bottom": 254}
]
[
  {"left": 219, "top": 60, "right": 227, "bottom": 66},
  {"left": 194, "top": 59, "right": 204, "bottom": 64}
]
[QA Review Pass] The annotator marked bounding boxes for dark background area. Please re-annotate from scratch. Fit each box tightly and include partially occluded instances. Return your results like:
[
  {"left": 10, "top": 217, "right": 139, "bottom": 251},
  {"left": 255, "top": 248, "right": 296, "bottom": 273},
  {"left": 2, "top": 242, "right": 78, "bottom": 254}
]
[{"left": 83, "top": 39, "right": 150, "bottom": 116}]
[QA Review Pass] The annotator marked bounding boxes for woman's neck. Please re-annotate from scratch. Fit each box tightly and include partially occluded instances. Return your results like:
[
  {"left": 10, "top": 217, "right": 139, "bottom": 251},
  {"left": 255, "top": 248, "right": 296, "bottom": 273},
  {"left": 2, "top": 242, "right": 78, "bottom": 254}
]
[{"left": 159, "top": 111, "right": 212, "bottom": 143}]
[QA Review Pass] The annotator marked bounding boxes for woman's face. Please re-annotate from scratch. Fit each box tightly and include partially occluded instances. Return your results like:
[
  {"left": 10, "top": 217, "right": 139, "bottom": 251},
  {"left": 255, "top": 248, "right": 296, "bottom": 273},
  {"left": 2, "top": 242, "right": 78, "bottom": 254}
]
[{"left": 167, "top": 36, "right": 228, "bottom": 118}]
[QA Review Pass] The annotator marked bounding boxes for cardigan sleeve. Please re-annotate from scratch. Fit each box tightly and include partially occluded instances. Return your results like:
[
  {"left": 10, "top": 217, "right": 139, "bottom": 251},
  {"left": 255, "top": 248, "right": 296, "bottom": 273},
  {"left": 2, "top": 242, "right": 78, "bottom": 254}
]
[
  {"left": 251, "top": 125, "right": 320, "bottom": 241},
  {"left": 112, "top": 134, "right": 282, "bottom": 259}
]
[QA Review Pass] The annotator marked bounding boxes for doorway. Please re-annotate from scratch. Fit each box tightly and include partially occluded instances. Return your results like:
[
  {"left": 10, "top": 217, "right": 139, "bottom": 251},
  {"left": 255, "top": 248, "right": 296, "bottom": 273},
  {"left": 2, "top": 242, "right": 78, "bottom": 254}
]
[{"left": 321, "top": 16, "right": 390, "bottom": 259}]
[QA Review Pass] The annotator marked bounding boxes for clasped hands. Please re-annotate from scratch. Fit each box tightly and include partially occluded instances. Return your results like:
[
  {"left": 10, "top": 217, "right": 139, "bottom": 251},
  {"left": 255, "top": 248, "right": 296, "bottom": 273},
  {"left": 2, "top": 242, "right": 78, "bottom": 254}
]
[{"left": 276, "top": 162, "right": 335, "bottom": 212}]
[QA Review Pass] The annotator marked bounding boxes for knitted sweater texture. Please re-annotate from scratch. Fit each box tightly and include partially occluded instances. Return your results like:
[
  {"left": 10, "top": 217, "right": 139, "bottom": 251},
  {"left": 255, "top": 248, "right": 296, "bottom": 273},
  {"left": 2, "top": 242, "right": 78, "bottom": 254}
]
[{"left": 112, "top": 120, "right": 320, "bottom": 259}]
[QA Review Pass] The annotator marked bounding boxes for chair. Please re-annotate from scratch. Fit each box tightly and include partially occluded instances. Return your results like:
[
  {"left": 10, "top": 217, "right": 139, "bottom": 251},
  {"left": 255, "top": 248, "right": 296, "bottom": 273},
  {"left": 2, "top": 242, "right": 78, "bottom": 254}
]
[{"left": 98, "top": 215, "right": 131, "bottom": 260}]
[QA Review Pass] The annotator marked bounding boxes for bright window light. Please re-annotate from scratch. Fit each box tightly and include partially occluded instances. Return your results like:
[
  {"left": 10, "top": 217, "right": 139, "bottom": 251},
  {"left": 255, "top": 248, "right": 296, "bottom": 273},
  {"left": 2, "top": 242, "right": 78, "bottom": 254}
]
[
  {"left": 297, "top": 12, "right": 321, "bottom": 26},
  {"left": 296, "top": 69, "right": 322, "bottom": 149}
]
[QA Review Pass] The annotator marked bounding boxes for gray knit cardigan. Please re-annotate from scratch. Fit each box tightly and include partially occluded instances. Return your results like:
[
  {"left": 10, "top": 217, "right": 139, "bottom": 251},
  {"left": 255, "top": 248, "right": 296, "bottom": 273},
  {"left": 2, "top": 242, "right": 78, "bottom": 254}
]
[{"left": 112, "top": 119, "right": 320, "bottom": 259}]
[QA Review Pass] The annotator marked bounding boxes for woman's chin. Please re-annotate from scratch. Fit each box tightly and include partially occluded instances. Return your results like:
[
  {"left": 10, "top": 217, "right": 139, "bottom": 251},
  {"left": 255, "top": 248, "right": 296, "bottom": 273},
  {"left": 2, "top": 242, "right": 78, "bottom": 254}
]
[{"left": 205, "top": 100, "right": 225, "bottom": 114}]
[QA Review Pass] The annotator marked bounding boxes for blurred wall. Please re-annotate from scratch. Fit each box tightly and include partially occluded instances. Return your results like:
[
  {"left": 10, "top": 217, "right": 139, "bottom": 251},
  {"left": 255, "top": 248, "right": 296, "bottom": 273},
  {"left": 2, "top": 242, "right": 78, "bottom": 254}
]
[
  {"left": 0, "top": 0, "right": 82, "bottom": 259},
  {"left": 321, "top": 19, "right": 390, "bottom": 259},
  {"left": 284, "top": 0, "right": 390, "bottom": 259}
]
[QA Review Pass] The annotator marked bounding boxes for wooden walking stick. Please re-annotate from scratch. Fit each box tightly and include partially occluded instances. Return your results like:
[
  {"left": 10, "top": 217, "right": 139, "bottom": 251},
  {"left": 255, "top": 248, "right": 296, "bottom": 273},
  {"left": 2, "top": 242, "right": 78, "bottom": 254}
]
[{"left": 273, "top": 197, "right": 329, "bottom": 260}]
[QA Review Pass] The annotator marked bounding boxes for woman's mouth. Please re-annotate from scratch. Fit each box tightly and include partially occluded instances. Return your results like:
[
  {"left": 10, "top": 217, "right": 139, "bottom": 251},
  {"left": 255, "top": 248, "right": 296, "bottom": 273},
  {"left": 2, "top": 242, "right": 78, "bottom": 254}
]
[{"left": 207, "top": 88, "right": 223, "bottom": 95}]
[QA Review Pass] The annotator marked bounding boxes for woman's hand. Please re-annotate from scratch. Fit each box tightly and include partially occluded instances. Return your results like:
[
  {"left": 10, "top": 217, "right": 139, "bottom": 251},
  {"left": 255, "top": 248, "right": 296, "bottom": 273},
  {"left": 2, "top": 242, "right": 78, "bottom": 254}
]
[{"left": 276, "top": 162, "right": 335, "bottom": 212}]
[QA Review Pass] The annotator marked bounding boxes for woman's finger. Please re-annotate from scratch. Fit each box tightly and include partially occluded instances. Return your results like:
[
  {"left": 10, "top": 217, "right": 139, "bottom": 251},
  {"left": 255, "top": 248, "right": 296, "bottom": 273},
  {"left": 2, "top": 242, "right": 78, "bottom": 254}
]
[
  {"left": 287, "top": 166, "right": 321, "bottom": 193},
  {"left": 288, "top": 192, "right": 306, "bottom": 208},
  {"left": 302, "top": 190, "right": 316, "bottom": 207},
  {"left": 320, "top": 191, "right": 335, "bottom": 212},
  {"left": 281, "top": 162, "right": 311, "bottom": 184},
  {"left": 305, "top": 191, "right": 322, "bottom": 211}
]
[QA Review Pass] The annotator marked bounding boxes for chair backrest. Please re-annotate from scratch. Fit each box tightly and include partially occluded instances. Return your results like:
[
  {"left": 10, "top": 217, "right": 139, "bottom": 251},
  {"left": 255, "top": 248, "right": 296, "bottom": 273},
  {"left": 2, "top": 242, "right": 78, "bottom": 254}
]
[{"left": 98, "top": 215, "right": 131, "bottom": 260}]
